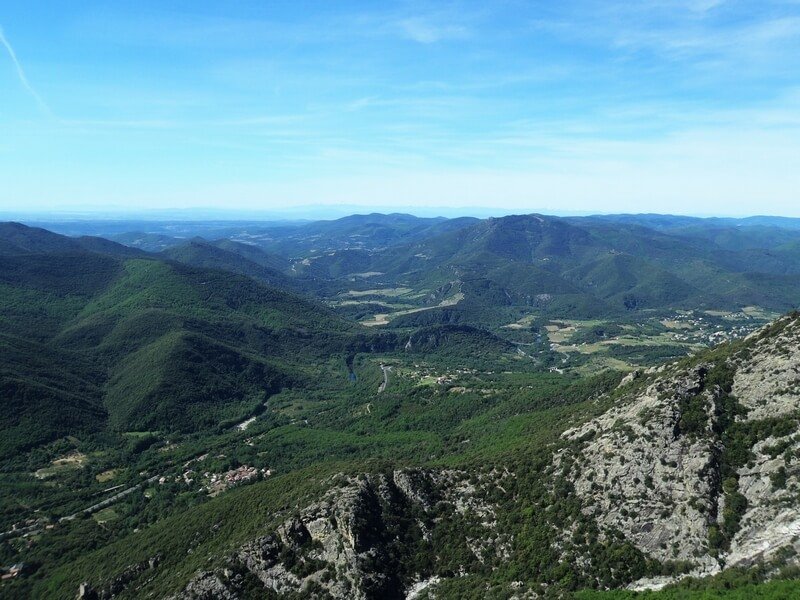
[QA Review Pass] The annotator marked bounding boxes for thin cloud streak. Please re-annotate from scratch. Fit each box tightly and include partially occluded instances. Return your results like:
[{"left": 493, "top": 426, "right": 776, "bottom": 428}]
[{"left": 0, "top": 25, "right": 53, "bottom": 118}]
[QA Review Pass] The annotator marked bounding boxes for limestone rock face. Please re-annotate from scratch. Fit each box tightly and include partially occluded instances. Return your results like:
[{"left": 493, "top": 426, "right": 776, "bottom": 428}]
[
  {"left": 732, "top": 318, "right": 800, "bottom": 421},
  {"left": 557, "top": 314, "right": 800, "bottom": 588},
  {"left": 724, "top": 318, "right": 800, "bottom": 569},
  {"left": 727, "top": 434, "right": 800, "bottom": 568},
  {"left": 170, "top": 469, "right": 506, "bottom": 600},
  {"left": 560, "top": 366, "right": 720, "bottom": 571},
  {"left": 178, "top": 572, "right": 237, "bottom": 600}
]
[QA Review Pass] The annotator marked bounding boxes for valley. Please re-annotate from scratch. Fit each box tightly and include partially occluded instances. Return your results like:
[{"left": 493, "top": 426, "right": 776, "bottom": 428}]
[{"left": 2, "top": 214, "right": 800, "bottom": 598}]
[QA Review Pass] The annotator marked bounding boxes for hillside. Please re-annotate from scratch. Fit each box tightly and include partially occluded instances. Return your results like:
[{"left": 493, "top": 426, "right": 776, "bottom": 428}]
[
  {"left": 26, "top": 313, "right": 800, "bottom": 599},
  {"left": 283, "top": 214, "right": 800, "bottom": 378},
  {"left": 0, "top": 224, "right": 359, "bottom": 456},
  {"left": 84, "top": 211, "right": 800, "bottom": 375},
  {"left": 160, "top": 238, "right": 294, "bottom": 290},
  {"left": 385, "top": 214, "right": 800, "bottom": 313},
  {"left": 276, "top": 215, "right": 800, "bottom": 334},
  {"left": 0, "top": 223, "right": 518, "bottom": 543},
  {"left": 28, "top": 213, "right": 800, "bottom": 323},
  {"left": 3, "top": 219, "right": 800, "bottom": 599}
]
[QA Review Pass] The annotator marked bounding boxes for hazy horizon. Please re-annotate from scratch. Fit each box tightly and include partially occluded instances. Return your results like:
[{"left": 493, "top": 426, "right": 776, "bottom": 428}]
[
  {"left": 4, "top": 205, "right": 800, "bottom": 224},
  {"left": 7, "top": 205, "right": 800, "bottom": 223}
]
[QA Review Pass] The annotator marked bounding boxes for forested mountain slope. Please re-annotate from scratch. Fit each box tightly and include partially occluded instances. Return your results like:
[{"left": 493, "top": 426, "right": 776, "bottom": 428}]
[
  {"left": 22, "top": 313, "right": 800, "bottom": 599},
  {"left": 0, "top": 223, "right": 354, "bottom": 456},
  {"left": 274, "top": 214, "right": 800, "bottom": 336},
  {"left": 3, "top": 220, "right": 800, "bottom": 599}
]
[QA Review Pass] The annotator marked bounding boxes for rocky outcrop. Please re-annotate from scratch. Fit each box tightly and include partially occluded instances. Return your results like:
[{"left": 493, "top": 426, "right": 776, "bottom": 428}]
[
  {"left": 555, "top": 314, "right": 800, "bottom": 588},
  {"left": 732, "top": 317, "right": 800, "bottom": 421},
  {"left": 727, "top": 433, "right": 800, "bottom": 568},
  {"left": 170, "top": 469, "right": 508, "bottom": 600},
  {"left": 559, "top": 365, "right": 721, "bottom": 571},
  {"left": 76, "top": 555, "right": 162, "bottom": 599},
  {"left": 178, "top": 572, "right": 237, "bottom": 599}
]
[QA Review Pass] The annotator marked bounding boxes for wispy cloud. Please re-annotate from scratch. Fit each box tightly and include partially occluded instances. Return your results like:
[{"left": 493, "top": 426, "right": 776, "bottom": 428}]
[
  {"left": 692, "top": 0, "right": 726, "bottom": 13},
  {"left": 0, "top": 25, "right": 53, "bottom": 117},
  {"left": 396, "top": 17, "right": 468, "bottom": 44},
  {"left": 531, "top": 1, "right": 800, "bottom": 66},
  {"left": 77, "top": 5, "right": 477, "bottom": 49},
  {"left": 611, "top": 15, "right": 800, "bottom": 61}
]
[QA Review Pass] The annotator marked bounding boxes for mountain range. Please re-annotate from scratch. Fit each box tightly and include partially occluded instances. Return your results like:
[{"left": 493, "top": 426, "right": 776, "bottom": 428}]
[{"left": 2, "top": 215, "right": 800, "bottom": 599}]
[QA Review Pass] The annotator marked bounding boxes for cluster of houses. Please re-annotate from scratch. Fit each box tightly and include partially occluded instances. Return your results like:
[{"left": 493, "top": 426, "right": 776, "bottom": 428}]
[
  {"left": 158, "top": 464, "right": 271, "bottom": 497},
  {"left": 203, "top": 465, "right": 271, "bottom": 496},
  {"left": 0, "top": 517, "right": 54, "bottom": 545},
  {"left": 408, "top": 365, "right": 477, "bottom": 386},
  {"left": 667, "top": 312, "right": 759, "bottom": 345}
]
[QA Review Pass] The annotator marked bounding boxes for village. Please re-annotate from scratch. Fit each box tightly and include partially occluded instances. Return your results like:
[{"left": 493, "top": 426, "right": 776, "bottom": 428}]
[{"left": 164, "top": 464, "right": 272, "bottom": 497}]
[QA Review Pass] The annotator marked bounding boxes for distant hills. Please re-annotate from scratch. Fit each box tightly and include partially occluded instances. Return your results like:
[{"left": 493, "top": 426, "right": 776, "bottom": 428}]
[
  {"left": 18, "top": 211, "right": 800, "bottom": 325},
  {"left": 25, "top": 213, "right": 481, "bottom": 255},
  {"left": 0, "top": 222, "right": 512, "bottom": 458},
  {"left": 277, "top": 213, "right": 800, "bottom": 323},
  {"left": 3, "top": 211, "right": 800, "bottom": 456}
]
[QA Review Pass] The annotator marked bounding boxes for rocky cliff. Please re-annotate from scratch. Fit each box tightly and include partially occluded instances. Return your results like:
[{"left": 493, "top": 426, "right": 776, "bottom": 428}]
[
  {"left": 169, "top": 469, "right": 509, "bottom": 599},
  {"left": 555, "top": 314, "right": 800, "bottom": 589}
]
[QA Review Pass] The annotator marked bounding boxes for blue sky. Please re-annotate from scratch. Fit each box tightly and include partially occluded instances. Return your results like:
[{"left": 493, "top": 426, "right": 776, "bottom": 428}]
[{"left": 1, "top": 1, "right": 799, "bottom": 216}]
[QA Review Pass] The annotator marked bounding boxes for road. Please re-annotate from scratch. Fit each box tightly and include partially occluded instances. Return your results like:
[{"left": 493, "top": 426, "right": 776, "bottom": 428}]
[
  {"left": 2, "top": 474, "right": 162, "bottom": 538},
  {"left": 378, "top": 364, "right": 392, "bottom": 393},
  {"left": 59, "top": 474, "right": 161, "bottom": 522}
]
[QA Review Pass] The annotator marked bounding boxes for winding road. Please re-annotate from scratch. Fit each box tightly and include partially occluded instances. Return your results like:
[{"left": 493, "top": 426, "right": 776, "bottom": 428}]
[{"left": 378, "top": 364, "right": 392, "bottom": 393}]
